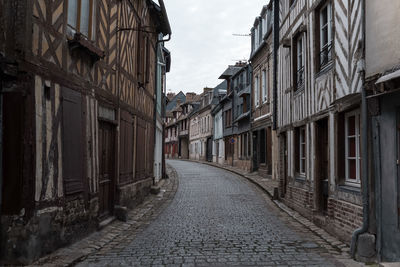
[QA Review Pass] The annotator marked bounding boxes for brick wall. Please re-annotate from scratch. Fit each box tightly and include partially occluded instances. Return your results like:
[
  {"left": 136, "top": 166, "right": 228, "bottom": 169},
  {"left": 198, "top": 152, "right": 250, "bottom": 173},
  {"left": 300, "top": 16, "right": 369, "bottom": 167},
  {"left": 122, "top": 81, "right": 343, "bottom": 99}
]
[
  {"left": 283, "top": 185, "right": 314, "bottom": 219},
  {"left": 327, "top": 198, "right": 363, "bottom": 242}
]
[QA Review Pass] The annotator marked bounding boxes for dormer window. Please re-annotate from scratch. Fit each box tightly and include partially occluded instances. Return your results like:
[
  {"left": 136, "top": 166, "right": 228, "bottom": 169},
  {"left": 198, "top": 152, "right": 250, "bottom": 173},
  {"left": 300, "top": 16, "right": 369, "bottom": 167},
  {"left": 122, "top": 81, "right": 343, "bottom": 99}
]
[{"left": 68, "top": 0, "right": 97, "bottom": 40}]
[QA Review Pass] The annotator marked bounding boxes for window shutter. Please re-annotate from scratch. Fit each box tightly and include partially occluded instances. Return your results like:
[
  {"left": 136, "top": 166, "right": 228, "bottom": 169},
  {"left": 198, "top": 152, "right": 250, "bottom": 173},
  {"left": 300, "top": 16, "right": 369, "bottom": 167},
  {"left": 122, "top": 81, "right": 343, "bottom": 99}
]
[
  {"left": 145, "top": 36, "right": 150, "bottom": 84},
  {"left": 119, "top": 111, "right": 134, "bottom": 184},
  {"left": 62, "top": 87, "right": 84, "bottom": 195}
]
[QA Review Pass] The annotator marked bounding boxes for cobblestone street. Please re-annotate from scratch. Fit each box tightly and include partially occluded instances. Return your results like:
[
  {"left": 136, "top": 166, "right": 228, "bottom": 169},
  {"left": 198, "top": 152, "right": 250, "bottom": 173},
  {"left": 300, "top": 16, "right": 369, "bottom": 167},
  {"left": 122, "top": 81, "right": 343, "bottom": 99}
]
[{"left": 75, "top": 160, "right": 359, "bottom": 266}]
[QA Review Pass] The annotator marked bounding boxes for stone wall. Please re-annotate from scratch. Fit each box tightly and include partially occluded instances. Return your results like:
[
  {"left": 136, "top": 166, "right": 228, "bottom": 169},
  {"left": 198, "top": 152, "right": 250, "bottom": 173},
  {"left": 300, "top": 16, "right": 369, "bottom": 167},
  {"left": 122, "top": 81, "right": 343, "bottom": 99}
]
[
  {"left": 118, "top": 178, "right": 153, "bottom": 209},
  {"left": 0, "top": 196, "right": 98, "bottom": 265}
]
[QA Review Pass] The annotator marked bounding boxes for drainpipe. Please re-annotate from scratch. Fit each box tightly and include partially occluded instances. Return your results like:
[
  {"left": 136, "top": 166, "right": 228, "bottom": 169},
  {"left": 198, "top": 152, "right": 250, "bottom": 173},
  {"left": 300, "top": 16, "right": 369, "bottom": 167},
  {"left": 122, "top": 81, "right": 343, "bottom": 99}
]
[
  {"left": 272, "top": 0, "right": 279, "bottom": 131},
  {"left": 350, "top": 0, "right": 368, "bottom": 258}
]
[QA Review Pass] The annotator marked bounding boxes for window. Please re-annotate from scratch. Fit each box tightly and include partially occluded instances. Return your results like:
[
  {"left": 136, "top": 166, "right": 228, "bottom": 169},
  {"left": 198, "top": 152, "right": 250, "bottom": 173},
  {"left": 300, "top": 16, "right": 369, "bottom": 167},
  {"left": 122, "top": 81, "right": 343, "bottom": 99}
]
[
  {"left": 345, "top": 110, "right": 361, "bottom": 185},
  {"left": 225, "top": 109, "right": 232, "bottom": 127},
  {"left": 254, "top": 75, "right": 260, "bottom": 107},
  {"left": 294, "top": 34, "right": 305, "bottom": 90},
  {"left": 295, "top": 126, "right": 306, "bottom": 175},
  {"left": 317, "top": 1, "right": 333, "bottom": 69},
  {"left": 67, "top": 0, "right": 97, "bottom": 39},
  {"left": 262, "top": 70, "right": 267, "bottom": 102}
]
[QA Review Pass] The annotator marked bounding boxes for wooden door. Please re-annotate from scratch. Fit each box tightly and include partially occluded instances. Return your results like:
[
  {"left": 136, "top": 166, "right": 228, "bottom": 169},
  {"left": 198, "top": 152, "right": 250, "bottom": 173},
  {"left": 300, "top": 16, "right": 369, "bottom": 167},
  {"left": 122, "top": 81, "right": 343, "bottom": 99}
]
[
  {"left": 98, "top": 121, "right": 115, "bottom": 219},
  {"left": 207, "top": 137, "right": 213, "bottom": 162},
  {"left": 316, "top": 119, "right": 329, "bottom": 214},
  {"left": 252, "top": 131, "right": 259, "bottom": 171},
  {"left": 282, "top": 133, "right": 288, "bottom": 198}
]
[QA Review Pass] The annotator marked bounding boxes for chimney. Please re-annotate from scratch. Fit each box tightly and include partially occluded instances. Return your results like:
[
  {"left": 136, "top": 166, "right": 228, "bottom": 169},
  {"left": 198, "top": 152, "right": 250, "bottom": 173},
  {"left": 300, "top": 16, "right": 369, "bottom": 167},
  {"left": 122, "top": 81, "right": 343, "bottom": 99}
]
[
  {"left": 167, "top": 92, "right": 175, "bottom": 100},
  {"left": 185, "top": 92, "right": 196, "bottom": 102},
  {"left": 235, "top": 61, "right": 247, "bottom": 67}
]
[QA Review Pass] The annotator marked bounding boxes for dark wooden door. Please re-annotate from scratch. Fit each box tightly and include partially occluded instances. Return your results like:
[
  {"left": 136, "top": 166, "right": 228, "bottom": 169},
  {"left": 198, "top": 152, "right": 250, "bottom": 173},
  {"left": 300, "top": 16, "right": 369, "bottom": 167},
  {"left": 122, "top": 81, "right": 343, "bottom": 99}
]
[
  {"left": 282, "top": 133, "right": 288, "bottom": 198},
  {"left": 316, "top": 118, "right": 329, "bottom": 214},
  {"left": 207, "top": 137, "right": 213, "bottom": 162},
  {"left": 252, "top": 131, "right": 259, "bottom": 171},
  {"left": 98, "top": 121, "right": 115, "bottom": 219}
]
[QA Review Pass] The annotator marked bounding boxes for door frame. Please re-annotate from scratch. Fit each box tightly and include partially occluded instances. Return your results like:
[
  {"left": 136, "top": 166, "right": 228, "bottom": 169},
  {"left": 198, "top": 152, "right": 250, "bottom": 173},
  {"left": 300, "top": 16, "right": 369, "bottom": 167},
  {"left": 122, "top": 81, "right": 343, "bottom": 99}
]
[
  {"left": 98, "top": 117, "right": 117, "bottom": 220},
  {"left": 314, "top": 118, "right": 329, "bottom": 214}
]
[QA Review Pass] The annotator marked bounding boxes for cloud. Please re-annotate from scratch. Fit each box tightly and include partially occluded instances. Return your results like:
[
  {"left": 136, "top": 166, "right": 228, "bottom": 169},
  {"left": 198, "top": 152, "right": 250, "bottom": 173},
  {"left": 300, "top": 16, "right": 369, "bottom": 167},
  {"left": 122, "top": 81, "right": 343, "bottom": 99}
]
[{"left": 164, "top": 0, "right": 267, "bottom": 94}]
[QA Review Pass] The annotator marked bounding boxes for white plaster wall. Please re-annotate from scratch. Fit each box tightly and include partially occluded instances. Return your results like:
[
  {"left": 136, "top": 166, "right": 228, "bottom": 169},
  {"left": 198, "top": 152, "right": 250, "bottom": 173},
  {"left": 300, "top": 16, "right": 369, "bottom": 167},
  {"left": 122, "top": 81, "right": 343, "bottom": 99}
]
[{"left": 366, "top": 0, "right": 400, "bottom": 77}]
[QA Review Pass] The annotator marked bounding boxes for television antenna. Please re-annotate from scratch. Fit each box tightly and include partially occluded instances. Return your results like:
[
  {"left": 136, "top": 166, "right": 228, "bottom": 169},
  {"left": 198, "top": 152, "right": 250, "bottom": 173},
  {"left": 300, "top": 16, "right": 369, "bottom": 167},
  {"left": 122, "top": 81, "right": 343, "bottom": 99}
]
[{"left": 232, "top": 33, "right": 251, "bottom": 37}]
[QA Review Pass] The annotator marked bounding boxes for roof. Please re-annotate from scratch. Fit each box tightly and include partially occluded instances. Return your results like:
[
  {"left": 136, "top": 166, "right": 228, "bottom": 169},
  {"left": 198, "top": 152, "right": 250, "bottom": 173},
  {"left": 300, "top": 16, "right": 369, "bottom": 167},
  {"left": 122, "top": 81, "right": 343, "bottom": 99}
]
[
  {"left": 219, "top": 66, "right": 242, "bottom": 79},
  {"left": 166, "top": 91, "right": 186, "bottom": 112},
  {"left": 148, "top": 0, "right": 172, "bottom": 36}
]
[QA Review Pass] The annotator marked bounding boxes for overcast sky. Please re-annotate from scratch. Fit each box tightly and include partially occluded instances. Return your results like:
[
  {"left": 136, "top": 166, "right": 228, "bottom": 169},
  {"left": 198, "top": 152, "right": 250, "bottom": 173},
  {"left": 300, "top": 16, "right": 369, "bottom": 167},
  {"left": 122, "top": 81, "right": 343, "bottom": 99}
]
[{"left": 164, "top": 0, "right": 269, "bottom": 95}]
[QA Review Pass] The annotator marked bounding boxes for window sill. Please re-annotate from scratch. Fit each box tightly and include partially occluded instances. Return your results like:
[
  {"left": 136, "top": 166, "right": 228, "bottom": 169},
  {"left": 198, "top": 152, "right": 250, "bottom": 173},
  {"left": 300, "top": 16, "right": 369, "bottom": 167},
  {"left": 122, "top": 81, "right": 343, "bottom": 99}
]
[
  {"left": 295, "top": 174, "right": 306, "bottom": 182},
  {"left": 337, "top": 184, "right": 361, "bottom": 195},
  {"left": 316, "top": 61, "right": 334, "bottom": 78},
  {"left": 68, "top": 33, "right": 104, "bottom": 62},
  {"left": 293, "top": 85, "right": 305, "bottom": 95}
]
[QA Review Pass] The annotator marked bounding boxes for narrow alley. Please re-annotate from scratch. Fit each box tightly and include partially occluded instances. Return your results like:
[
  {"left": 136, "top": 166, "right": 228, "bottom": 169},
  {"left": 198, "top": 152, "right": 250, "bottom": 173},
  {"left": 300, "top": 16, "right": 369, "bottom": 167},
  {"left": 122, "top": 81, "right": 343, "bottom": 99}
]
[{"left": 76, "top": 161, "right": 353, "bottom": 266}]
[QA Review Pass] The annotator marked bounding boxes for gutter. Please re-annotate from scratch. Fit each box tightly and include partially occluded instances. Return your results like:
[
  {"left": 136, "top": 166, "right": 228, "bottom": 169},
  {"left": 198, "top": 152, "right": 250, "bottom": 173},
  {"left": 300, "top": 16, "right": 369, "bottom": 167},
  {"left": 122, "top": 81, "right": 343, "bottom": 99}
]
[
  {"left": 350, "top": 0, "right": 369, "bottom": 259},
  {"left": 272, "top": 0, "right": 279, "bottom": 130}
]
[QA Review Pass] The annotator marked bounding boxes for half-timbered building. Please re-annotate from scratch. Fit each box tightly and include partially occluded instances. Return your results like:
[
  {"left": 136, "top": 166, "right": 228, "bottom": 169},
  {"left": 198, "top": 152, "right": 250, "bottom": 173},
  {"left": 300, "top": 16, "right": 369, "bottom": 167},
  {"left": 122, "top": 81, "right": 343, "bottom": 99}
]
[
  {"left": 250, "top": 3, "right": 279, "bottom": 178},
  {"left": 276, "top": 0, "right": 364, "bottom": 244},
  {"left": 361, "top": 0, "right": 400, "bottom": 262},
  {"left": 0, "top": 0, "right": 171, "bottom": 263}
]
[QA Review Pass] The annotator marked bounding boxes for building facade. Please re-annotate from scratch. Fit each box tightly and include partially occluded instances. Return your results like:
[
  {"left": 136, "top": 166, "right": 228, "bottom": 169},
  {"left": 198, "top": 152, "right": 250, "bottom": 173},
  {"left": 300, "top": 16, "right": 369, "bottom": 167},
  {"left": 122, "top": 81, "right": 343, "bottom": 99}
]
[
  {"left": 219, "top": 64, "right": 243, "bottom": 166},
  {"left": 189, "top": 88, "right": 214, "bottom": 161},
  {"left": 0, "top": 0, "right": 170, "bottom": 263},
  {"left": 250, "top": 4, "right": 278, "bottom": 178},
  {"left": 361, "top": 0, "right": 400, "bottom": 261},
  {"left": 276, "top": 0, "right": 363, "bottom": 245},
  {"left": 232, "top": 64, "right": 252, "bottom": 171}
]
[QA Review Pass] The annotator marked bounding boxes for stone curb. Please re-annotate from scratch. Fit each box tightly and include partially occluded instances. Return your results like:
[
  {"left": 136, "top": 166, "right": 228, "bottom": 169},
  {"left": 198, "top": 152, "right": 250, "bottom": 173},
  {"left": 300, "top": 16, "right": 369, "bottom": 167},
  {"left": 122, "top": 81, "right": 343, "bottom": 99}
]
[
  {"left": 181, "top": 159, "right": 352, "bottom": 257},
  {"left": 30, "top": 165, "right": 179, "bottom": 267}
]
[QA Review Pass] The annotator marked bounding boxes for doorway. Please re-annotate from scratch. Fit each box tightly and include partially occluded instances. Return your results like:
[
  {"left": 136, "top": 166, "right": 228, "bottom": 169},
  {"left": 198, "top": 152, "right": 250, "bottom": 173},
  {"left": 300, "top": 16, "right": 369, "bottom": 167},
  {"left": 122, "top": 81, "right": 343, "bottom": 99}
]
[
  {"left": 315, "top": 118, "right": 329, "bottom": 214},
  {"left": 98, "top": 121, "right": 116, "bottom": 219},
  {"left": 206, "top": 137, "right": 213, "bottom": 162},
  {"left": 280, "top": 133, "right": 288, "bottom": 198},
  {"left": 252, "top": 131, "right": 259, "bottom": 171}
]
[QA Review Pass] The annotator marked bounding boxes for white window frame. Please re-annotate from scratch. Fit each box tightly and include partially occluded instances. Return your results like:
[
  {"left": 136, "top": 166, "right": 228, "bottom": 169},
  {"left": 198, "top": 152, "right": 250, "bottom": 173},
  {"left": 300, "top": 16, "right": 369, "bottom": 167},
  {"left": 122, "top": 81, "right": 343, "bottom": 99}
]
[
  {"left": 296, "top": 34, "right": 305, "bottom": 89},
  {"left": 319, "top": 1, "right": 333, "bottom": 66},
  {"left": 299, "top": 127, "right": 306, "bottom": 175},
  {"left": 262, "top": 69, "right": 267, "bottom": 102},
  {"left": 345, "top": 110, "right": 361, "bottom": 186},
  {"left": 255, "top": 75, "right": 260, "bottom": 107}
]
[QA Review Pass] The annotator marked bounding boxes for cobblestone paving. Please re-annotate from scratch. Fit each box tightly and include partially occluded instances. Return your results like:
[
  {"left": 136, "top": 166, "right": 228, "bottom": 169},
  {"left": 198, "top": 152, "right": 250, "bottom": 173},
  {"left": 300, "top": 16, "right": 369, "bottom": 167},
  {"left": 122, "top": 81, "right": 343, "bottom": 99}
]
[{"left": 77, "top": 160, "right": 352, "bottom": 267}]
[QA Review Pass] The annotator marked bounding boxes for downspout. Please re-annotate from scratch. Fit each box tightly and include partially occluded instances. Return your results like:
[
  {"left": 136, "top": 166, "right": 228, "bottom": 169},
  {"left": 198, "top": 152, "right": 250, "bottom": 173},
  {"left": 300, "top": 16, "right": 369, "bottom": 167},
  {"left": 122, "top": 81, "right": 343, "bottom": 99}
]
[
  {"left": 272, "top": 0, "right": 279, "bottom": 131},
  {"left": 350, "top": 0, "right": 368, "bottom": 258},
  {"left": 153, "top": 38, "right": 159, "bottom": 185}
]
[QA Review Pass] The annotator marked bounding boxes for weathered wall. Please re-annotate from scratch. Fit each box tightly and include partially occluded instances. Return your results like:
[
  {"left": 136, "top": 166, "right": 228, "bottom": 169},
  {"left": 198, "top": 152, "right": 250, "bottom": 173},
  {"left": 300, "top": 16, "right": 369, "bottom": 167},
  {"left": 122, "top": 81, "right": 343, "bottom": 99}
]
[
  {"left": 1, "top": 0, "right": 161, "bottom": 263},
  {"left": 366, "top": 0, "right": 400, "bottom": 77}
]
